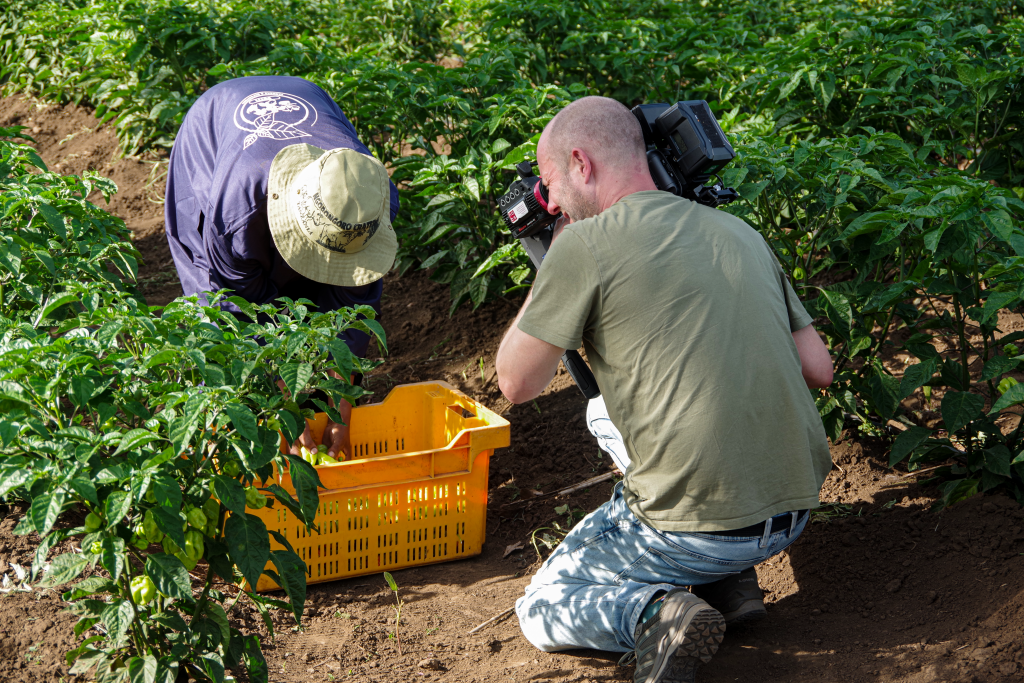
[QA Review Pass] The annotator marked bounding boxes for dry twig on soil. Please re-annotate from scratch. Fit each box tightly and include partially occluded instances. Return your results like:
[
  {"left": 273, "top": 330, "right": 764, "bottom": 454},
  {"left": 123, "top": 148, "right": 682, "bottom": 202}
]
[
  {"left": 502, "top": 471, "right": 618, "bottom": 508},
  {"left": 468, "top": 606, "right": 515, "bottom": 634}
]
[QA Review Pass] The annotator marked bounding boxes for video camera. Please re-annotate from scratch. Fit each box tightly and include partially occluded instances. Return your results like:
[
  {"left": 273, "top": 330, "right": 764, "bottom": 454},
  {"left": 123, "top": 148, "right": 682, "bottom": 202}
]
[{"left": 496, "top": 100, "right": 739, "bottom": 398}]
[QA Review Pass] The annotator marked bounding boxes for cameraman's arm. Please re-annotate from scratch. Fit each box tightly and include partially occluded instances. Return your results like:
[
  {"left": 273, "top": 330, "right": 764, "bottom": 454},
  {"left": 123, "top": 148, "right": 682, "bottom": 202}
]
[
  {"left": 496, "top": 289, "right": 565, "bottom": 404},
  {"left": 793, "top": 324, "right": 833, "bottom": 389}
]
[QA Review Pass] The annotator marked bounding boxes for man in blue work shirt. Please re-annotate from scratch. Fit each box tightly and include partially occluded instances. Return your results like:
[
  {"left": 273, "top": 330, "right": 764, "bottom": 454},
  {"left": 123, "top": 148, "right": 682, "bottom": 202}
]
[{"left": 165, "top": 76, "right": 400, "bottom": 460}]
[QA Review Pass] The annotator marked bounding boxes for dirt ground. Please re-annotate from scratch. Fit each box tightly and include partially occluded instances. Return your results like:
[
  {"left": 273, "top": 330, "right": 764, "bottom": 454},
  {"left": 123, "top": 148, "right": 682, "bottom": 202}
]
[{"left": 2, "top": 94, "right": 1024, "bottom": 683}]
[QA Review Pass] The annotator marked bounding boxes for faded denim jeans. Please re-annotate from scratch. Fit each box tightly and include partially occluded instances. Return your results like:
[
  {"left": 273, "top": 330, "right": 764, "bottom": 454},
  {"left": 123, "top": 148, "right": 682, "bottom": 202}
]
[{"left": 515, "top": 396, "right": 808, "bottom": 653}]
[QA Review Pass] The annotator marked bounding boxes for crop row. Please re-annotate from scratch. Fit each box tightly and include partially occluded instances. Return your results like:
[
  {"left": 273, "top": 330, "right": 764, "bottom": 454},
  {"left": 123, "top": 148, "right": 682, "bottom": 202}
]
[{"left": 0, "top": 129, "right": 386, "bottom": 682}]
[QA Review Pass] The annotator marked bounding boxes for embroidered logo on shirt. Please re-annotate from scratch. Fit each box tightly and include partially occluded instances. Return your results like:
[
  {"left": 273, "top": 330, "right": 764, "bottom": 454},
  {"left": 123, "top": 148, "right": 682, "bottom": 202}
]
[{"left": 234, "top": 92, "right": 318, "bottom": 149}]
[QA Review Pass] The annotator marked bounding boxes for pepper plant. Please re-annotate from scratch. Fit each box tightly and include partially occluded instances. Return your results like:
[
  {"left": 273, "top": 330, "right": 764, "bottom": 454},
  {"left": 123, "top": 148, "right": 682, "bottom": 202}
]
[
  {"left": 0, "top": 128, "right": 142, "bottom": 320},
  {"left": 0, "top": 285, "right": 384, "bottom": 682}
]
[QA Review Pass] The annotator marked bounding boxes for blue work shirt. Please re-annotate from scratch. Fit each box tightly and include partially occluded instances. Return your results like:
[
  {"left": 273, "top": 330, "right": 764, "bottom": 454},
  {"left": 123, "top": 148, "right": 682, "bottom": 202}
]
[{"left": 164, "top": 76, "right": 399, "bottom": 357}]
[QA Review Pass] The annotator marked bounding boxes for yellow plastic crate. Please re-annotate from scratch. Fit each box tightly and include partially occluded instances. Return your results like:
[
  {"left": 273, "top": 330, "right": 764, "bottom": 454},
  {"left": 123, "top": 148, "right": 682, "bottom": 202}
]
[{"left": 249, "top": 381, "right": 509, "bottom": 591}]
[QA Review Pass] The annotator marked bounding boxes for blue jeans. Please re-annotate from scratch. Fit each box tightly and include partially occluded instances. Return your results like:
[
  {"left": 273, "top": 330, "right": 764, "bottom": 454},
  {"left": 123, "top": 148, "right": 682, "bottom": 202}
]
[{"left": 515, "top": 398, "right": 808, "bottom": 653}]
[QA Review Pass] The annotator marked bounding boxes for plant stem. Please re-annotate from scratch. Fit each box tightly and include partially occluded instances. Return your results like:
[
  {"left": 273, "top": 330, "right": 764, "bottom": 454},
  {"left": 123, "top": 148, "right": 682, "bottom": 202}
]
[{"left": 951, "top": 293, "right": 974, "bottom": 461}]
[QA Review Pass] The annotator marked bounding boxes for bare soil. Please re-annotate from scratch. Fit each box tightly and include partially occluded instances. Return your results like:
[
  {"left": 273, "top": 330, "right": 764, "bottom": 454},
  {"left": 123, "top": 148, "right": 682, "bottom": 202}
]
[{"left": 2, "top": 94, "right": 1024, "bottom": 683}]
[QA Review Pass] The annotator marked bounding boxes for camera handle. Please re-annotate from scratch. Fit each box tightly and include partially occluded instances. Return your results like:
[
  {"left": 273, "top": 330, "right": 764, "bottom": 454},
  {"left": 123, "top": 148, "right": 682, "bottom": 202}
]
[
  {"left": 519, "top": 231, "right": 602, "bottom": 400},
  {"left": 561, "top": 350, "right": 601, "bottom": 399}
]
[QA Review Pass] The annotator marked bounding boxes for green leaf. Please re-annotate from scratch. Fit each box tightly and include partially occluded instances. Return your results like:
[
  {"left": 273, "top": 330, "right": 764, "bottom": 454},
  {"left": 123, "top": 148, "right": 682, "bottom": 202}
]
[
  {"left": 32, "top": 531, "right": 62, "bottom": 580},
  {"left": 818, "top": 289, "right": 853, "bottom": 329},
  {"left": 277, "top": 409, "right": 303, "bottom": 445},
  {"left": 150, "top": 473, "right": 182, "bottom": 509},
  {"left": 169, "top": 413, "right": 200, "bottom": 455},
  {"left": 223, "top": 404, "right": 259, "bottom": 443},
  {"left": 990, "top": 382, "right": 1024, "bottom": 414},
  {"left": 464, "top": 176, "right": 481, "bottom": 202},
  {"left": 941, "top": 391, "right": 985, "bottom": 434},
  {"left": 311, "top": 399, "right": 343, "bottom": 426},
  {"left": 104, "top": 491, "right": 132, "bottom": 528},
  {"left": 241, "top": 635, "right": 268, "bottom": 683},
  {"left": 143, "top": 349, "right": 177, "bottom": 369},
  {"left": 418, "top": 249, "right": 449, "bottom": 270},
  {"left": 69, "top": 376, "right": 98, "bottom": 407},
  {"left": 359, "top": 318, "right": 387, "bottom": 352},
  {"left": 981, "top": 354, "right": 1019, "bottom": 380},
  {"left": 285, "top": 330, "right": 307, "bottom": 361},
  {"left": 36, "top": 203, "right": 67, "bottom": 240},
  {"left": 101, "top": 599, "right": 135, "bottom": 646},
  {"left": 34, "top": 292, "right": 79, "bottom": 323},
  {"left": 977, "top": 291, "right": 1017, "bottom": 325},
  {"left": 127, "top": 654, "right": 159, "bottom": 683},
  {"left": 940, "top": 478, "right": 979, "bottom": 507},
  {"left": 101, "top": 536, "right": 126, "bottom": 581},
  {"left": 821, "top": 406, "right": 844, "bottom": 443},
  {"left": 282, "top": 454, "right": 322, "bottom": 525},
  {"left": 469, "top": 274, "right": 489, "bottom": 307},
  {"left": 264, "top": 484, "right": 306, "bottom": 525},
  {"left": 203, "top": 603, "right": 231, "bottom": 650},
  {"left": 224, "top": 513, "right": 270, "bottom": 591},
  {"left": 63, "top": 575, "right": 116, "bottom": 600},
  {"left": 212, "top": 475, "right": 246, "bottom": 515},
  {"left": 38, "top": 552, "right": 88, "bottom": 587},
  {"left": 889, "top": 426, "right": 932, "bottom": 467},
  {"left": 982, "top": 445, "right": 1012, "bottom": 478},
  {"left": 241, "top": 426, "right": 281, "bottom": 471},
  {"left": 326, "top": 339, "right": 355, "bottom": 381},
  {"left": 0, "top": 381, "right": 31, "bottom": 406},
  {"left": 30, "top": 490, "right": 66, "bottom": 536},
  {"left": 817, "top": 78, "right": 835, "bottom": 107},
  {"left": 384, "top": 571, "right": 398, "bottom": 592},
  {"left": 68, "top": 476, "right": 98, "bottom": 505},
  {"left": 152, "top": 506, "right": 186, "bottom": 552},
  {"left": 231, "top": 359, "right": 257, "bottom": 385},
  {"left": 279, "top": 363, "right": 313, "bottom": 400},
  {"left": 0, "top": 466, "right": 31, "bottom": 497},
  {"left": 899, "top": 359, "right": 937, "bottom": 400},
  {"left": 114, "top": 428, "right": 161, "bottom": 455},
  {"left": 869, "top": 367, "right": 901, "bottom": 419},
  {"left": 269, "top": 551, "right": 307, "bottom": 623},
  {"left": 146, "top": 553, "right": 193, "bottom": 601}
]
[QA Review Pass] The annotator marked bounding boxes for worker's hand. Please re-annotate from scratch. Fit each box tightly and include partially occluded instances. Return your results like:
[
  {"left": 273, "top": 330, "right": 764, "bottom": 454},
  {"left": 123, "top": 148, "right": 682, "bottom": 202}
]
[
  {"left": 286, "top": 415, "right": 350, "bottom": 461},
  {"left": 287, "top": 423, "right": 318, "bottom": 460},
  {"left": 324, "top": 399, "right": 353, "bottom": 460},
  {"left": 322, "top": 418, "right": 350, "bottom": 461},
  {"left": 279, "top": 369, "right": 353, "bottom": 461}
]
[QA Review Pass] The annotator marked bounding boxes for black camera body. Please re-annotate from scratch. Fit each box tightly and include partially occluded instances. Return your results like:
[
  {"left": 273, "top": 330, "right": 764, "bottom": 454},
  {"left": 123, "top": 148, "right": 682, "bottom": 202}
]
[
  {"left": 497, "top": 100, "right": 738, "bottom": 252},
  {"left": 495, "top": 101, "right": 738, "bottom": 398},
  {"left": 632, "top": 101, "right": 738, "bottom": 208}
]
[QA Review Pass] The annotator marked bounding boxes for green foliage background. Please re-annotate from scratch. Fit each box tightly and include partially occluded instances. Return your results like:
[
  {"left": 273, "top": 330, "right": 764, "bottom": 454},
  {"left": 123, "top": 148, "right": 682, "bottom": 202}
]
[{"left": 3, "top": 0, "right": 1024, "bottom": 490}]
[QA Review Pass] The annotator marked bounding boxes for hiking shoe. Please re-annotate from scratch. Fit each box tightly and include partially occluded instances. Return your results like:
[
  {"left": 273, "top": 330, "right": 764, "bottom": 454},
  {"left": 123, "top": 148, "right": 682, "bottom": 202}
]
[
  {"left": 620, "top": 589, "right": 725, "bottom": 683},
  {"left": 691, "top": 567, "right": 767, "bottom": 626}
]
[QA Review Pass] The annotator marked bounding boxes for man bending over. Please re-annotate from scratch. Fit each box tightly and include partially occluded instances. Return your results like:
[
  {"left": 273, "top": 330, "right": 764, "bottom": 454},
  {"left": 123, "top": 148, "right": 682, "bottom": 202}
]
[{"left": 495, "top": 96, "right": 833, "bottom": 683}]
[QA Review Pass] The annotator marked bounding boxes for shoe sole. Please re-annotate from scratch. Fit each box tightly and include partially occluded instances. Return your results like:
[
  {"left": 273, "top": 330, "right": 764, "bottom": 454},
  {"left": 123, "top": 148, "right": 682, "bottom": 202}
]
[
  {"left": 650, "top": 602, "right": 726, "bottom": 683},
  {"left": 720, "top": 599, "right": 767, "bottom": 626}
]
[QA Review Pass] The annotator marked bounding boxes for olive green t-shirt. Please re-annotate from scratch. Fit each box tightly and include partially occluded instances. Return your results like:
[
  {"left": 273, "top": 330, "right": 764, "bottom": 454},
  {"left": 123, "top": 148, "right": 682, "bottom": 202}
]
[{"left": 518, "top": 191, "right": 831, "bottom": 532}]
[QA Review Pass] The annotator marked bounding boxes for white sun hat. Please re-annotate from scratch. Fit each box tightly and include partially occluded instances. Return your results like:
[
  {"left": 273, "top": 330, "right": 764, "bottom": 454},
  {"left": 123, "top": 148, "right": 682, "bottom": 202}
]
[{"left": 267, "top": 144, "right": 397, "bottom": 287}]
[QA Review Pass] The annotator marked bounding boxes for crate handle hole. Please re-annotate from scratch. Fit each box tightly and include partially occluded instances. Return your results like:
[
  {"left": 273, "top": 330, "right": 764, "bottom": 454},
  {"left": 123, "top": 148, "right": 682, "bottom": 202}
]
[{"left": 448, "top": 404, "right": 475, "bottom": 419}]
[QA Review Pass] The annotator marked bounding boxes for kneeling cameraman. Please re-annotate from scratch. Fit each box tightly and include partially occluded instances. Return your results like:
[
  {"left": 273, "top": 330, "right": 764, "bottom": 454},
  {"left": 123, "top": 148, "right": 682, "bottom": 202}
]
[{"left": 495, "top": 96, "right": 833, "bottom": 683}]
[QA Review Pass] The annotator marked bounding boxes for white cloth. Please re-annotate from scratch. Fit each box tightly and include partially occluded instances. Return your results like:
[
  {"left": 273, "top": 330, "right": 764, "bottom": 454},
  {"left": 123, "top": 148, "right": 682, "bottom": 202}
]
[{"left": 586, "top": 395, "right": 631, "bottom": 473}]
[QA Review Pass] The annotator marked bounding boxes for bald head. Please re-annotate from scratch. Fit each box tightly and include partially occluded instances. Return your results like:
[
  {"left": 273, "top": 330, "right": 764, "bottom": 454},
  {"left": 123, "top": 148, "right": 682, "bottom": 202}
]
[{"left": 541, "top": 96, "right": 647, "bottom": 174}]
